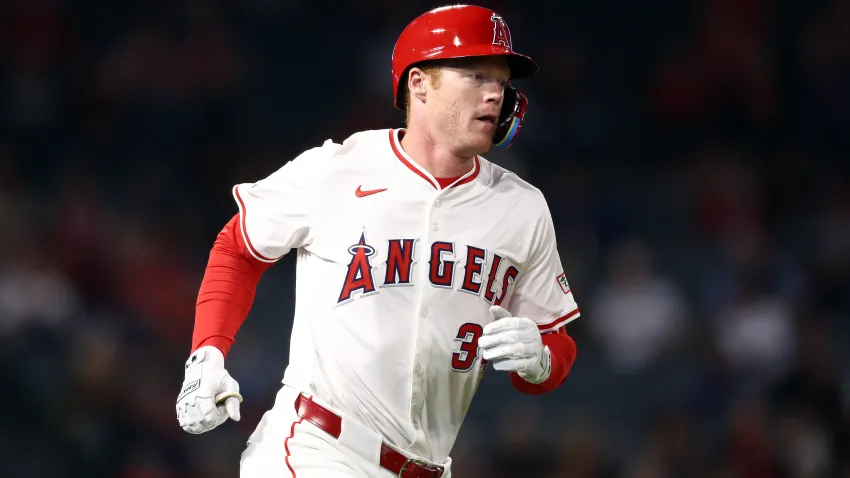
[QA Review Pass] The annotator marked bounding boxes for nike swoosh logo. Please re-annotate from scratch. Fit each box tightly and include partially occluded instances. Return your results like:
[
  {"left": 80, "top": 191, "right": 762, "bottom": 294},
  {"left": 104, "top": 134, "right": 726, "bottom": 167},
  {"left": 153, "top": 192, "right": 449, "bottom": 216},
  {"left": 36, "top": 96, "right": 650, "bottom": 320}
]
[{"left": 355, "top": 186, "right": 387, "bottom": 198}]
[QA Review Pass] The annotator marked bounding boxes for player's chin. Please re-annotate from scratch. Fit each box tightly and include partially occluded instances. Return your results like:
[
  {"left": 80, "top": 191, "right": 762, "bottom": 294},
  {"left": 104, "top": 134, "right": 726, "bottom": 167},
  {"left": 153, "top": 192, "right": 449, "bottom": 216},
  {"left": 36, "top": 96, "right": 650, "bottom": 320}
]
[{"left": 467, "top": 128, "right": 494, "bottom": 154}]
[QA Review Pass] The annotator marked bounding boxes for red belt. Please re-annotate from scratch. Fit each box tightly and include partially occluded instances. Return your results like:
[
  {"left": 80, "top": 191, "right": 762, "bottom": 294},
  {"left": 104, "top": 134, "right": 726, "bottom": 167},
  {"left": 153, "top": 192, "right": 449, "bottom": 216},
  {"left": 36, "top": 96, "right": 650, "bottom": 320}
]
[{"left": 294, "top": 393, "right": 444, "bottom": 478}]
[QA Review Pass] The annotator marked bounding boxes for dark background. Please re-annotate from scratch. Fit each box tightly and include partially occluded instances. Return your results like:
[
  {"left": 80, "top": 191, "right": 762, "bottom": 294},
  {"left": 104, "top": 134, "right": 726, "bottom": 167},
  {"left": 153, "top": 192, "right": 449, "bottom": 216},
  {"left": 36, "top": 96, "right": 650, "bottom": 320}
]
[{"left": 2, "top": 0, "right": 849, "bottom": 476}]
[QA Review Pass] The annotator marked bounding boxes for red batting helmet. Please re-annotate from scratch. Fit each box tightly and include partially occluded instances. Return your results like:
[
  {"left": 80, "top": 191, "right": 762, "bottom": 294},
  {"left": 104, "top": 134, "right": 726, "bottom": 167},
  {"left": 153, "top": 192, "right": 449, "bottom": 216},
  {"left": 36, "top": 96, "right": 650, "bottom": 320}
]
[{"left": 391, "top": 5, "right": 539, "bottom": 150}]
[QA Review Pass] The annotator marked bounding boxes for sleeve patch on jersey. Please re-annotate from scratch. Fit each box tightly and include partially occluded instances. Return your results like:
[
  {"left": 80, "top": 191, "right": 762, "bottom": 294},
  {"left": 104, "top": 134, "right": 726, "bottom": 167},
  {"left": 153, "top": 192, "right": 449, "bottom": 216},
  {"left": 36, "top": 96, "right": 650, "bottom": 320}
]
[{"left": 556, "top": 272, "right": 570, "bottom": 295}]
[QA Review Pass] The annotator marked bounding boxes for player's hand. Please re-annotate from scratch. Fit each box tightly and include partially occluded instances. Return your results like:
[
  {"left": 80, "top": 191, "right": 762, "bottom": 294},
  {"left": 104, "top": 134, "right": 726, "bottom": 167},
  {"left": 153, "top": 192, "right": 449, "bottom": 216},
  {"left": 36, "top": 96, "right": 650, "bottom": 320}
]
[
  {"left": 478, "top": 306, "right": 551, "bottom": 384},
  {"left": 176, "top": 345, "right": 242, "bottom": 434}
]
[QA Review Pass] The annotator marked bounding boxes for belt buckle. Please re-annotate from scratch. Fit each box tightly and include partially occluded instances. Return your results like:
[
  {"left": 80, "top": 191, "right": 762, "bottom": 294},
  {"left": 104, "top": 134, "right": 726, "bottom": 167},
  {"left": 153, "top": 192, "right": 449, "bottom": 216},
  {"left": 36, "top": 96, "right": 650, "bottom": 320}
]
[{"left": 398, "top": 457, "right": 441, "bottom": 478}]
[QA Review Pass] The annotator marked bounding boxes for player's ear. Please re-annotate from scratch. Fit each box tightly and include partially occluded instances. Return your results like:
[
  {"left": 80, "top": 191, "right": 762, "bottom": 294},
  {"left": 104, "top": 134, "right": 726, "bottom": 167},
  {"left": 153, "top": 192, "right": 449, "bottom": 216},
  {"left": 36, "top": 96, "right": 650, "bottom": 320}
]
[{"left": 407, "top": 67, "right": 429, "bottom": 104}]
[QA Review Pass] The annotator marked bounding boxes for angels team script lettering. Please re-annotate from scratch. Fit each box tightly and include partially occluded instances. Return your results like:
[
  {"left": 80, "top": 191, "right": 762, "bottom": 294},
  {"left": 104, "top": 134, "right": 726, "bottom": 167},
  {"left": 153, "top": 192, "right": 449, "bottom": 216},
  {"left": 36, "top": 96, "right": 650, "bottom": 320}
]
[{"left": 337, "top": 233, "right": 520, "bottom": 307}]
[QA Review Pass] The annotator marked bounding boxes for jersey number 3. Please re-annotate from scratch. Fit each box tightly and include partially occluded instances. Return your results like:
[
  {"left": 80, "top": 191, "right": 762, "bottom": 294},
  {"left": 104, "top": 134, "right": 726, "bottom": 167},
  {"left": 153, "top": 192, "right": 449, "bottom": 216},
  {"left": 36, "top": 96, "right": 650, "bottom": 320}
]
[{"left": 452, "top": 323, "right": 486, "bottom": 372}]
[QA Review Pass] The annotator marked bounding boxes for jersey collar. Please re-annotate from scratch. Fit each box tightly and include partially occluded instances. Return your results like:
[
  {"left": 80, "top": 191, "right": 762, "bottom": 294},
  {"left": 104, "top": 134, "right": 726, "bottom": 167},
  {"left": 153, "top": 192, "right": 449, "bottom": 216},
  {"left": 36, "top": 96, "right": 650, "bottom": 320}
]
[{"left": 389, "top": 129, "right": 480, "bottom": 190}]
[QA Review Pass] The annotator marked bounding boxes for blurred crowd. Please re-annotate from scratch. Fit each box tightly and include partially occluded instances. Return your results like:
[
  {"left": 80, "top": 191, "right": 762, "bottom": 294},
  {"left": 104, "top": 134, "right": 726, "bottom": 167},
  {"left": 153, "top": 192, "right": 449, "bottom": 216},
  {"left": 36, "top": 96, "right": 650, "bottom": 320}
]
[{"left": 1, "top": 0, "right": 849, "bottom": 477}]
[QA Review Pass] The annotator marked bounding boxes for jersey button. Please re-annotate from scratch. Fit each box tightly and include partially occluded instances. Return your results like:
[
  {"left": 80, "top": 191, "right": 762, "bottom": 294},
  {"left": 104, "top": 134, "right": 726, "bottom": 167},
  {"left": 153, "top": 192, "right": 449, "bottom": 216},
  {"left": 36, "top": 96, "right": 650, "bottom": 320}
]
[
  {"left": 431, "top": 222, "right": 439, "bottom": 231},
  {"left": 415, "top": 364, "right": 423, "bottom": 375},
  {"left": 421, "top": 308, "right": 429, "bottom": 318},
  {"left": 434, "top": 199, "right": 442, "bottom": 208}
]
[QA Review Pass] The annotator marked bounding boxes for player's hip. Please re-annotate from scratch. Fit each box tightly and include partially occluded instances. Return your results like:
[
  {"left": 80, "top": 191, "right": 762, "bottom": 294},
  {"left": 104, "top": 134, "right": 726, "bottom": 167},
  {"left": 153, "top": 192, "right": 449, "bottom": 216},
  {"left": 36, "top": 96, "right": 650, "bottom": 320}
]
[{"left": 241, "top": 384, "right": 451, "bottom": 477}]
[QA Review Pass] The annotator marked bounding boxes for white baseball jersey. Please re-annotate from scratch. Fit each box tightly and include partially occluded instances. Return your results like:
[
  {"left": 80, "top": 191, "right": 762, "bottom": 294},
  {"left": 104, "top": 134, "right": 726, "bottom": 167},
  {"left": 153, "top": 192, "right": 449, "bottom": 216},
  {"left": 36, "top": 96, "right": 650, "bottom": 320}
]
[{"left": 232, "top": 128, "right": 580, "bottom": 462}]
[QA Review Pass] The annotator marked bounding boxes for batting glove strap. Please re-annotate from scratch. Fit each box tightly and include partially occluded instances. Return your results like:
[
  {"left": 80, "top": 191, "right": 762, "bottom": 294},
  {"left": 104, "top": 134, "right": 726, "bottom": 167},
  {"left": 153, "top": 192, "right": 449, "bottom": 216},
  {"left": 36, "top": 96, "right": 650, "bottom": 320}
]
[{"left": 518, "top": 345, "right": 551, "bottom": 384}]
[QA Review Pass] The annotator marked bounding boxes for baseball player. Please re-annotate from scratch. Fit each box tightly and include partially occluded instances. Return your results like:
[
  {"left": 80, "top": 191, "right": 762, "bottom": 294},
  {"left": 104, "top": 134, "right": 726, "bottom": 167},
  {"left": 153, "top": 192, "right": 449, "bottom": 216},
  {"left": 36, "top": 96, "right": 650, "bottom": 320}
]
[{"left": 176, "top": 5, "right": 581, "bottom": 477}]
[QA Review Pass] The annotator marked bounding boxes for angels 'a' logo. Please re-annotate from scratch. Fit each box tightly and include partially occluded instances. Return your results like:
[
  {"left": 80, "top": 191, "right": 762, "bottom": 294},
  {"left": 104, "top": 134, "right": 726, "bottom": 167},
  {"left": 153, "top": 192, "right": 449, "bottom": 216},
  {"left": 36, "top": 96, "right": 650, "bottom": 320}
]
[
  {"left": 556, "top": 272, "right": 570, "bottom": 295},
  {"left": 491, "top": 13, "right": 512, "bottom": 49}
]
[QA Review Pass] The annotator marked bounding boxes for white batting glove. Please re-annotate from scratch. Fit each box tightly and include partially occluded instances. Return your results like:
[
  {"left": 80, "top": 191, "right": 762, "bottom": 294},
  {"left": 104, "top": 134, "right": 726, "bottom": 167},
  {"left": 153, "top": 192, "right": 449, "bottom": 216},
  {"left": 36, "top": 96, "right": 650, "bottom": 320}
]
[
  {"left": 478, "top": 306, "right": 551, "bottom": 384},
  {"left": 176, "top": 345, "right": 242, "bottom": 434}
]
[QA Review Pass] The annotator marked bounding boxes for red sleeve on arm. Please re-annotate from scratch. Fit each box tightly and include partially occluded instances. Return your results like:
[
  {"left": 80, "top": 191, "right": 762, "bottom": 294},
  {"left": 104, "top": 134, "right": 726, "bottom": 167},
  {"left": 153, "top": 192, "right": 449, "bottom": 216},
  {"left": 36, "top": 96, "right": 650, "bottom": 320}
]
[
  {"left": 191, "top": 214, "right": 274, "bottom": 357},
  {"left": 510, "top": 326, "right": 577, "bottom": 395}
]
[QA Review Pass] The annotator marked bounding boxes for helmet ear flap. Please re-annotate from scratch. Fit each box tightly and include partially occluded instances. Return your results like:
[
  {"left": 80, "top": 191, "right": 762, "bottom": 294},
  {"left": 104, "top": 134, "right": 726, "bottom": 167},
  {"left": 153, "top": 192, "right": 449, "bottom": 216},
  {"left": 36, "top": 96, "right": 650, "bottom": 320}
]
[{"left": 493, "top": 86, "right": 528, "bottom": 150}]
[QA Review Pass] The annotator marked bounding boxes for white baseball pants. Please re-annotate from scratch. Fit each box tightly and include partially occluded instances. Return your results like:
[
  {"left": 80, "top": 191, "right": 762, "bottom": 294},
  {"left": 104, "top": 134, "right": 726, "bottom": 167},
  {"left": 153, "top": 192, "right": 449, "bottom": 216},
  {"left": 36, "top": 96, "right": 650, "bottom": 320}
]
[{"left": 239, "top": 384, "right": 452, "bottom": 478}]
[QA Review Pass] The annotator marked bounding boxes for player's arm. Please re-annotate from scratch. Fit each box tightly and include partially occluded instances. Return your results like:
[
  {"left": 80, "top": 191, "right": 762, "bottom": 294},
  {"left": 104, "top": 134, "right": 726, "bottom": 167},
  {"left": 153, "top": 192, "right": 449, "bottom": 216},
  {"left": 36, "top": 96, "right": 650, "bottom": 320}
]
[
  {"left": 478, "top": 196, "right": 580, "bottom": 395},
  {"left": 177, "top": 143, "right": 335, "bottom": 434},
  {"left": 191, "top": 213, "right": 274, "bottom": 357},
  {"left": 191, "top": 143, "right": 333, "bottom": 356}
]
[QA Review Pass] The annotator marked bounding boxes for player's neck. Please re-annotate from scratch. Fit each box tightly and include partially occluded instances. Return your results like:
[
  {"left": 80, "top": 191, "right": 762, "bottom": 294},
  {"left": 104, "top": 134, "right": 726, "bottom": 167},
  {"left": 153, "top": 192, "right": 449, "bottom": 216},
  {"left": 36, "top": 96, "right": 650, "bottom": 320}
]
[{"left": 399, "top": 128, "right": 475, "bottom": 179}]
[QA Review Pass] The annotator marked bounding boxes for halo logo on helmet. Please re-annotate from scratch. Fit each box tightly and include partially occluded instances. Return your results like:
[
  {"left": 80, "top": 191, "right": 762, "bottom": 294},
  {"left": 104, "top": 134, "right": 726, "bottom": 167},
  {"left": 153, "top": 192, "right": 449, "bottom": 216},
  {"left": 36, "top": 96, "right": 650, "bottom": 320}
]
[
  {"left": 391, "top": 5, "right": 539, "bottom": 151},
  {"left": 491, "top": 13, "right": 511, "bottom": 49}
]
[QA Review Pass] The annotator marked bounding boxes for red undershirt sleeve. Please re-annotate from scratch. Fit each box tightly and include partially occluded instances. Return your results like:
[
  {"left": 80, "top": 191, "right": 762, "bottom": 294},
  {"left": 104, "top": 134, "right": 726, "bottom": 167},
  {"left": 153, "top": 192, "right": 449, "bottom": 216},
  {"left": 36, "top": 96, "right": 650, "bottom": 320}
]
[
  {"left": 191, "top": 214, "right": 273, "bottom": 357},
  {"left": 509, "top": 326, "right": 577, "bottom": 395}
]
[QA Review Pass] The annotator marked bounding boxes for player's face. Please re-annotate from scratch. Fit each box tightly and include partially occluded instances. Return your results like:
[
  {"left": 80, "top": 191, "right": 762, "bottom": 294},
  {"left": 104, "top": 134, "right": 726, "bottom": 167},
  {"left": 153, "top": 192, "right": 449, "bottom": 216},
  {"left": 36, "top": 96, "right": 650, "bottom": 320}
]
[{"left": 427, "top": 57, "right": 511, "bottom": 157}]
